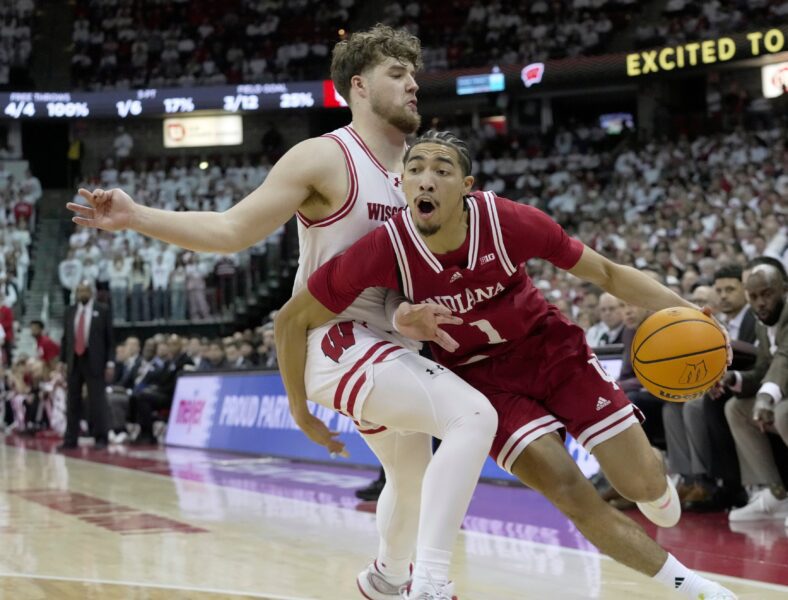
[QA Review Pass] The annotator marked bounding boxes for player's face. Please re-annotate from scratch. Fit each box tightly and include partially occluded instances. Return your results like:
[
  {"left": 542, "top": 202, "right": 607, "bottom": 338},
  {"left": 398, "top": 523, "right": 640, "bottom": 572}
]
[
  {"left": 366, "top": 57, "right": 420, "bottom": 134},
  {"left": 403, "top": 143, "right": 473, "bottom": 237}
]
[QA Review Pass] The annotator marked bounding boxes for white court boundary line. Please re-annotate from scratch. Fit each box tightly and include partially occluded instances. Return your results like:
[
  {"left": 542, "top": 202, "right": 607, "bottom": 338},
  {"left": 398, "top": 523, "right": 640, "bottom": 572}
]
[
  {"left": 0, "top": 571, "right": 316, "bottom": 600},
  {"left": 460, "top": 529, "right": 788, "bottom": 593},
  {"left": 15, "top": 446, "right": 788, "bottom": 595}
]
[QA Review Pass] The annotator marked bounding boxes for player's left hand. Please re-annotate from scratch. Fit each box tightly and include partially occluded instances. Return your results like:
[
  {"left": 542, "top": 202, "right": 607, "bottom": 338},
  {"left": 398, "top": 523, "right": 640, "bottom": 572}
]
[
  {"left": 701, "top": 306, "right": 732, "bottom": 367},
  {"left": 296, "top": 413, "right": 348, "bottom": 457},
  {"left": 393, "top": 302, "right": 462, "bottom": 352}
]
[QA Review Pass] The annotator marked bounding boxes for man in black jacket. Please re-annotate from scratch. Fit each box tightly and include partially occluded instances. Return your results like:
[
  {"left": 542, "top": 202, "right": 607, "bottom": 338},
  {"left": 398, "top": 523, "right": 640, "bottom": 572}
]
[
  {"left": 130, "top": 335, "right": 193, "bottom": 444},
  {"left": 58, "top": 281, "right": 114, "bottom": 450},
  {"left": 107, "top": 336, "right": 142, "bottom": 443}
]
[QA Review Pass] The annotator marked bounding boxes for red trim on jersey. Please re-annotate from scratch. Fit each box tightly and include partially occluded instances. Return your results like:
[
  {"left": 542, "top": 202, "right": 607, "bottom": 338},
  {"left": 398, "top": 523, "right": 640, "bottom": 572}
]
[
  {"left": 345, "top": 344, "right": 403, "bottom": 416},
  {"left": 333, "top": 341, "right": 390, "bottom": 411},
  {"left": 581, "top": 410, "right": 637, "bottom": 449},
  {"left": 345, "top": 373, "right": 367, "bottom": 418},
  {"left": 499, "top": 418, "right": 561, "bottom": 470},
  {"left": 297, "top": 134, "right": 359, "bottom": 228},
  {"left": 483, "top": 192, "right": 517, "bottom": 276},
  {"left": 344, "top": 126, "right": 388, "bottom": 176},
  {"left": 385, "top": 221, "right": 414, "bottom": 299},
  {"left": 403, "top": 209, "right": 443, "bottom": 273},
  {"left": 358, "top": 425, "right": 388, "bottom": 435},
  {"left": 466, "top": 196, "right": 480, "bottom": 269}
]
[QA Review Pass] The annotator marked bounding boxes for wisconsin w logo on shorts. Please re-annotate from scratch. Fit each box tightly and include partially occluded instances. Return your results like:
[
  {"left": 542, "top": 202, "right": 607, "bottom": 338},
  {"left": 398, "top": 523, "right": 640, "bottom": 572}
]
[{"left": 321, "top": 322, "right": 356, "bottom": 363}]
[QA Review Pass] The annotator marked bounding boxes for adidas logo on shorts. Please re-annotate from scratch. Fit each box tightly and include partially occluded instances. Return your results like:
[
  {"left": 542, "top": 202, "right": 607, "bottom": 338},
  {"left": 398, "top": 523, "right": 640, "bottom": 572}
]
[{"left": 595, "top": 396, "right": 611, "bottom": 411}]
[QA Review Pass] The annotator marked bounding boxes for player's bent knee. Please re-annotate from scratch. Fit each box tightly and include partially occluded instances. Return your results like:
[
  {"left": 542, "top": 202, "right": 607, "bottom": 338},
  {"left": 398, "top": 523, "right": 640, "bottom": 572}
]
[
  {"left": 615, "top": 471, "right": 666, "bottom": 503},
  {"left": 476, "top": 400, "right": 498, "bottom": 435},
  {"left": 467, "top": 401, "right": 498, "bottom": 447},
  {"left": 446, "top": 393, "right": 497, "bottom": 437}
]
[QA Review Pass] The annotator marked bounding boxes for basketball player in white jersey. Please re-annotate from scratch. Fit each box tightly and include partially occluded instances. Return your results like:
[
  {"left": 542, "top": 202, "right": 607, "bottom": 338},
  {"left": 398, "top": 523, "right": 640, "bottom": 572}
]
[{"left": 70, "top": 26, "right": 494, "bottom": 600}]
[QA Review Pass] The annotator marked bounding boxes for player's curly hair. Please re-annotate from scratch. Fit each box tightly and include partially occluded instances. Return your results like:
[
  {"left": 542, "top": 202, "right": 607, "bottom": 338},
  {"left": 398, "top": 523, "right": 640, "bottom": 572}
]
[
  {"left": 404, "top": 130, "right": 473, "bottom": 176},
  {"left": 330, "top": 25, "right": 422, "bottom": 104}
]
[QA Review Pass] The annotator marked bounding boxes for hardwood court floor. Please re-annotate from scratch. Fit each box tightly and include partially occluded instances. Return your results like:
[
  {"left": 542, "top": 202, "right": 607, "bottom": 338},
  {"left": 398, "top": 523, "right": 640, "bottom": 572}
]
[{"left": 1, "top": 435, "right": 787, "bottom": 600}]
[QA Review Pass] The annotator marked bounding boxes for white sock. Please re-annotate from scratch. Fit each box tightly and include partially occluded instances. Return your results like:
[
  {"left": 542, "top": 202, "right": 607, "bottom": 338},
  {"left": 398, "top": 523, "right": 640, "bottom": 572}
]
[
  {"left": 653, "top": 553, "right": 717, "bottom": 598},
  {"left": 412, "top": 546, "right": 450, "bottom": 591},
  {"left": 376, "top": 554, "right": 411, "bottom": 584}
]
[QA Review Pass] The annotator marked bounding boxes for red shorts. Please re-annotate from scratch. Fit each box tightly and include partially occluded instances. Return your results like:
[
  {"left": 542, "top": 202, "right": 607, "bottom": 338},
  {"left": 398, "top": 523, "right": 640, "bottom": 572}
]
[{"left": 455, "top": 310, "right": 643, "bottom": 473}]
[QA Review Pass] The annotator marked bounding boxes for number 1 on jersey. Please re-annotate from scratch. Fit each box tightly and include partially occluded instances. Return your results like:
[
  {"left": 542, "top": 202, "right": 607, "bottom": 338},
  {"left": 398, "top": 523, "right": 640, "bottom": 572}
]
[{"left": 469, "top": 319, "right": 507, "bottom": 344}]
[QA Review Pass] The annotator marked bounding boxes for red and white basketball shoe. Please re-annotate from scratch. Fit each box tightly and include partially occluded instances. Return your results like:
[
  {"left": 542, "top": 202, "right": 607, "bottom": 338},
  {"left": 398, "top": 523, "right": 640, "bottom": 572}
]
[{"left": 356, "top": 560, "right": 410, "bottom": 600}]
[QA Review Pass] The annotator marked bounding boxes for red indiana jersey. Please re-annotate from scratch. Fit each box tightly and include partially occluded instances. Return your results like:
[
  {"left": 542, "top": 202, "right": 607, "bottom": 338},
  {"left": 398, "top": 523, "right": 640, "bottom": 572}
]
[{"left": 309, "top": 191, "right": 585, "bottom": 369}]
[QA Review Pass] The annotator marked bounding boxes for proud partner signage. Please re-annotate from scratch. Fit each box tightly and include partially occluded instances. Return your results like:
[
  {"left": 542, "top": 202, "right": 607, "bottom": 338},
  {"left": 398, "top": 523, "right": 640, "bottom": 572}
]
[{"left": 166, "top": 370, "right": 606, "bottom": 481}]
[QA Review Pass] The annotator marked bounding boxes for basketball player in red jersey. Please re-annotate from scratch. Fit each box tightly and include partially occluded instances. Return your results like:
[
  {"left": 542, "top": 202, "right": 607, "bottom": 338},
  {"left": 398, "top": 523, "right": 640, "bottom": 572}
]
[
  {"left": 277, "top": 131, "right": 737, "bottom": 600},
  {"left": 69, "top": 29, "right": 496, "bottom": 600}
]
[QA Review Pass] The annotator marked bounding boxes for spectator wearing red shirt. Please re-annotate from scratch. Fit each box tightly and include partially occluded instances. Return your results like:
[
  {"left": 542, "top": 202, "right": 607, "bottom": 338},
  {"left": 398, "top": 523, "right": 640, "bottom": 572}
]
[
  {"left": 13, "top": 202, "right": 33, "bottom": 225},
  {"left": 30, "top": 320, "right": 61, "bottom": 370},
  {"left": 0, "top": 293, "right": 14, "bottom": 366}
]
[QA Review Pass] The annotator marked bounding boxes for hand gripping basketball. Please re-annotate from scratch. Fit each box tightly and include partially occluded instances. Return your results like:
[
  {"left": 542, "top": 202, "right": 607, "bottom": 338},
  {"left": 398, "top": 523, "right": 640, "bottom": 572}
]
[
  {"left": 701, "top": 305, "right": 732, "bottom": 367},
  {"left": 631, "top": 307, "right": 729, "bottom": 402}
]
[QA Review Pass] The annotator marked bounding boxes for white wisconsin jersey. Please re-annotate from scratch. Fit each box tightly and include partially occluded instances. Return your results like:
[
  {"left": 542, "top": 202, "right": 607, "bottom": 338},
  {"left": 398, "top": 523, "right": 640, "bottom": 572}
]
[{"left": 293, "top": 125, "right": 408, "bottom": 334}]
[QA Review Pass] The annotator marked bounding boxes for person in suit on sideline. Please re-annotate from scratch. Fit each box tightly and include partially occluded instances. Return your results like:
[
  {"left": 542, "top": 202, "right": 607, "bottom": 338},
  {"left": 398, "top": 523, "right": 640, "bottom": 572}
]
[
  {"left": 58, "top": 280, "right": 114, "bottom": 450},
  {"left": 724, "top": 262, "right": 788, "bottom": 522}
]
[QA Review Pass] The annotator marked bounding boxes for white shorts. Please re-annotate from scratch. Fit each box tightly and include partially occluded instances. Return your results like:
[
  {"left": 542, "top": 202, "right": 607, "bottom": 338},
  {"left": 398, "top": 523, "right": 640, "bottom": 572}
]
[{"left": 305, "top": 320, "right": 414, "bottom": 434}]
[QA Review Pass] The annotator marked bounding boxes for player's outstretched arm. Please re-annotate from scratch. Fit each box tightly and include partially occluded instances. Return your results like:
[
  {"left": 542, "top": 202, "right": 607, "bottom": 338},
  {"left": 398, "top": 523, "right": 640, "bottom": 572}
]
[
  {"left": 68, "top": 137, "right": 343, "bottom": 254},
  {"left": 569, "top": 245, "right": 697, "bottom": 312},
  {"left": 274, "top": 288, "right": 348, "bottom": 456},
  {"left": 569, "top": 245, "right": 732, "bottom": 364}
]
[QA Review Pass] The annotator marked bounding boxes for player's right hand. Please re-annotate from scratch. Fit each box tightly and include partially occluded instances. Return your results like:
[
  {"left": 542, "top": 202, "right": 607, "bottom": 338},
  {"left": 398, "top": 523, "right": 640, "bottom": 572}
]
[
  {"left": 296, "top": 413, "right": 348, "bottom": 457},
  {"left": 701, "top": 306, "right": 732, "bottom": 367},
  {"left": 393, "top": 302, "right": 462, "bottom": 352},
  {"left": 68, "top": 188, "right": 135, "bottom": 232}
]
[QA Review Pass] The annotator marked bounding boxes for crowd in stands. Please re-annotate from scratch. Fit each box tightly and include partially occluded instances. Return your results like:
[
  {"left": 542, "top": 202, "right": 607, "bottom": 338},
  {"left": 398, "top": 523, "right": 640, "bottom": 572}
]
[
  {"left": 0, "top": 319, "right": 63, "bottom": 436},
  {"left": 382, "top": 0, "right": 643, "bottom": 70},
  {"left": 0, "top": 0, "right": 34, "bottom": 86},
  {"left": 0, "top": 165, "right": 40, "bottom": 366},
  {"left": 71, "top": 0, "right": 357, "bottom": 90},
  {"left": 451, "top": 115, "right": 787, "bottom": 312},
  {"left": 61, "top": 152, "right": 281, "bottom": 323},
  {"left": 638, "top": 0, "right": 788, "bottom": 48},
  {"left": 66, "top": 0, "right": 788, "bottom": 87},
  {"left": 2, "top": 320, "right": 278, "bottom": 442}
]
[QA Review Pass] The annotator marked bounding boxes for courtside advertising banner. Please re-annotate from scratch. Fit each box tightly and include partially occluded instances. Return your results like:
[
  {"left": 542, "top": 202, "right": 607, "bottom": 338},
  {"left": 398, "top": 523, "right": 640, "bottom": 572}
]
[{"left": 166, "top": 371, "right": 600, "bottom": 480}]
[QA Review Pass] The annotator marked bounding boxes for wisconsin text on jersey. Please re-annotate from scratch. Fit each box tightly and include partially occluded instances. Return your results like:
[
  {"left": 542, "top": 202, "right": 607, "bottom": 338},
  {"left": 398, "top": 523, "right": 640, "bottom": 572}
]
[{"left": 367, "top": 203, "right": 406, "bottom": 222}]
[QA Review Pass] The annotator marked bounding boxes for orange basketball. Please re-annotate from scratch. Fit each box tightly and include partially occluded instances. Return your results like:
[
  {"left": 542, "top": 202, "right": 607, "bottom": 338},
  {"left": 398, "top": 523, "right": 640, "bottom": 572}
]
[{"left": 631, "top": 307, "right": 727, "bottom": 403}]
